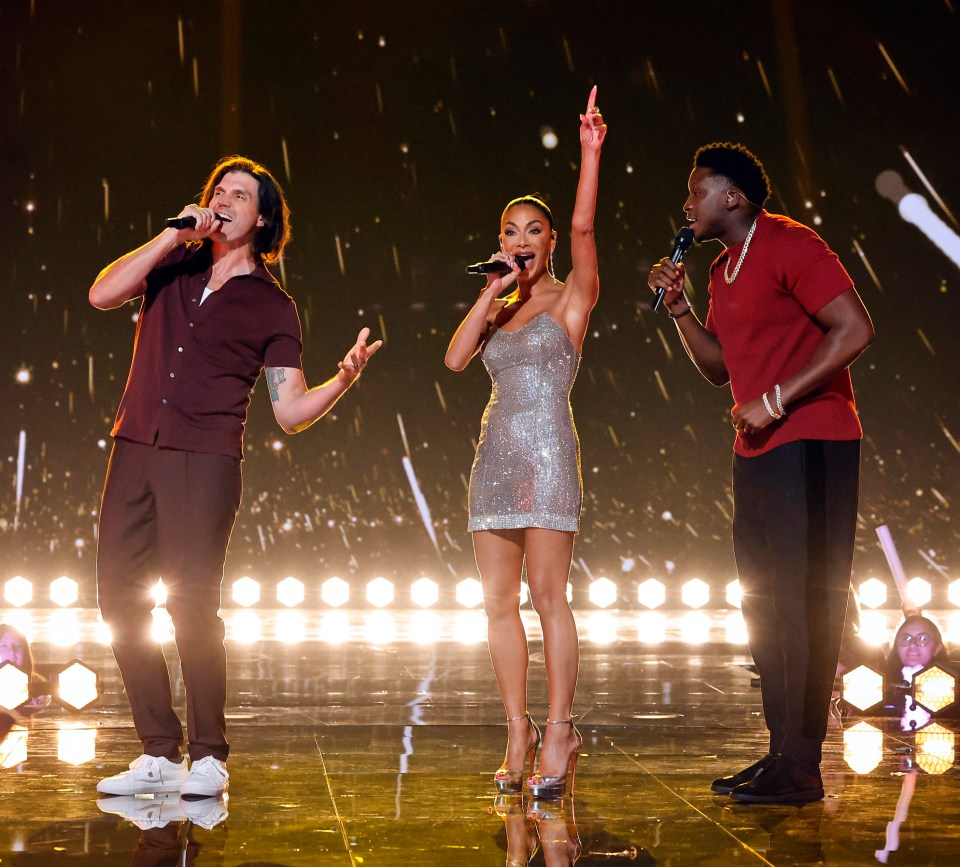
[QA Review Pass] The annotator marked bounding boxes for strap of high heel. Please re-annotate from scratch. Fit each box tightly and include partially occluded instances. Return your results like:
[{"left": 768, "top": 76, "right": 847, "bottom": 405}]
[
  {"left": 545, "top": 714, "right": 578, "bottom": 725},
  {"left": 506, "top": 711, "right": 530, "bottom": 722}
]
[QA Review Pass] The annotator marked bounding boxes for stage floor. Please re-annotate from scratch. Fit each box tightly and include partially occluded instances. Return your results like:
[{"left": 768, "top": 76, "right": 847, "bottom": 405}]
[{"left": 1, "top": 610, "right": 957, "bottom": 865}]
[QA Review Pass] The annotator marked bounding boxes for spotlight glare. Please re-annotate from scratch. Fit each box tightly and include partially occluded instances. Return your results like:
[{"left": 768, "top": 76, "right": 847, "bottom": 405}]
[
  {"left": 915, "top": 723, "right": 956, "bottom": 775},
  {"left": 95, "top": 616, "right": 112, "bottom": 646},
  {"left": 321, "top": 576, "right": 350, "bottom": 608},
  {"left": 841, "top": 664, "right": 885, "bottom": 712},
  {"left": 15, "top": 367, "right": 31, "bottom": 385},
  {"left": 57, "top": 723, "right": 97, "bottom": 766},
  {"left": 857, "top": 610, "right": 890, "bottom": 646},
  {"left": 151, "top": 608, "right": 173, "bottom": 643},
  {"left": 364, "top": 610, "right": 395, "bottom": 644},
  {"left": 637, "top": 578, "right": 665, "bottom": 609},
  {"left": 540, "top": 126, "right": 559, "bottom": 149},
  {"left": 151, "top": 579, "right": 167, "bottom": 607},
  {"left": 948, "top": 579, "right": 960, "bottom": 608},
  {"left": 586, "top": 612, "right": 617, "bottom": 644},
  {"left": 907, "top": 577, "right": 932, "bottom": 608},
  {"left": 636, "top": 611, "right": 666, "bottom": 644},
  {"left": 4, "top": 576, "right": 33, "bottom": 608},
  {"left": 366, "top": 577, "right": 395, "bottom": 608},
  {"left": 679, "top": 611, "right": 711, "bottom": 644},
  {"left": 55, "top": 661, "right": 100, "bottom": 712},
  {"left": 725, "top": 612, "right": 748, "bottom": 644},
  {"left": 0, "top": 727, "right": 28, "bottom": 768},
  {"left": 230, "top": 610, "right": 261, "bottom": 644},
  {"left": 454, "top": 611, "right": 487, "bottom": 644},
  {"left": 455, "top": 577, "right": 484, "bottom": 609},
  {"left": 588, "top": 577, "right": 618, "bottom": 609},
  {"left": 410, "top": 577, "right": 439, "bottom": 608},
  {"left": 681, "top": 578, "right": 710, "bottom": 609},
  {"left": 231, "top": 576, "right": 261, "bottom": 608},
  {"left": 50, "top": 576, "right": 79, "bottom": 607},
  {"left": 947, "top": 612, "right": 960, "bottom": 645},
  {"left": 843, "top": 721, "right": 883, "bottom": 774},
  {"left": 275, "top": 610, "right": 305, "bottom": 643},
  {"left": 276, "top": 576, "right": 305, "bottom": 608},
  {"left": 725, "top": 579, "right": 742, "bottom": 609},
  {"left": 320, "top": 610, "right": 350, "bottom": 643},
  {"left": 858, "top": 577, "right": 888, "bottom": 609},
  {"left": 48, "top": 610, "right": 80, "bottom": 647},
  {"left": 410, "top": 610, "right": 442, "bottom": 644}
]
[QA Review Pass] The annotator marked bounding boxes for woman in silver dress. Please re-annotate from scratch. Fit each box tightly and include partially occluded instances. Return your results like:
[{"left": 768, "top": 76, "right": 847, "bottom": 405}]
[{"left": 445, "top": 88, "right": 606, "bottom": 799}]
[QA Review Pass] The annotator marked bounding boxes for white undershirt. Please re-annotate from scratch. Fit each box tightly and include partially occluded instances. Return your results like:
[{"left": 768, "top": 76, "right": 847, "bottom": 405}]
[{"left": 200, "top": 287, "right": 215, "bottom": 305}]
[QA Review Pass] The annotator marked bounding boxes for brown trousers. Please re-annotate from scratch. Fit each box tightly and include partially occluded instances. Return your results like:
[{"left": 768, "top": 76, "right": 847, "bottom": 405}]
[{"left": 97, "top": 439, "right": 242, "bottom": 762}]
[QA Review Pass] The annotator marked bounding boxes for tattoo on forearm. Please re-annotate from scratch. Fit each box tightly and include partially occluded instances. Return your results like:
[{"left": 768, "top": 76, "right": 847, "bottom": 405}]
[{"left": 265, "top": 367, "right": 286, "bottom": 402}]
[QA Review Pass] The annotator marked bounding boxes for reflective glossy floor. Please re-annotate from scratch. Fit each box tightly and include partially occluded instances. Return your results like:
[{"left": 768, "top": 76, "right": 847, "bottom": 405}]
[{"left": 2, "top": 610, "right": 958, "bottom": 865}]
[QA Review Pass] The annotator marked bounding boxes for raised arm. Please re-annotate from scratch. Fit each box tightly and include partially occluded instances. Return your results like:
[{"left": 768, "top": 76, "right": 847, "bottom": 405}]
[
  {"left": 564, "top": 88, "right": 607, "bottom": 319},
  {"left": 269, "top": 327, "right": 382, "bottom": 434},
  {"left": 89, "top": 204, "right": 223, "bottom": 310}
]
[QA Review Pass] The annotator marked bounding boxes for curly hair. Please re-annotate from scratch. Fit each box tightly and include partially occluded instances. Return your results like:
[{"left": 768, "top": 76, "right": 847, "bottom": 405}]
[{"left": 693, "top": 142, "right": 771, "bottom": 207}]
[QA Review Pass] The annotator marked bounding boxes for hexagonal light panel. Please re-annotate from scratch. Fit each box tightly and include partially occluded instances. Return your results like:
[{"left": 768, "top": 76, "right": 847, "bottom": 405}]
[
  {"left": 914, "top": 665, "right": 956, "bottom": 714},
  {"left": 0, "top": 662, "right": 30, "bottom": 712},
  {"left": 949, "top": 579, "right": 960, "bottom": 608},
  {"left": 841, "top": 664, "right": 885, "bottom": 712},
  {"left": 907, "top": 577, "right": 932, "bottom": 609},
  {"left": 276, "top": 576, "right": 305, "bottom": 608},
  {"left": 4, "top": 576, "right": 32, "bottom": 608},
  {"left": 231, "top": 576, "right": 261, "bottom": 608},
  {"left": 725, "top": 579, "right": 742, "bottom": 609},
  {"left": 321, "top": 577, "right": 350, "bottom": 608},
  {"left": 57, "top": 724, "right": 97, "bottom": 766},
  {"left": 843, "top": 721, "right": 883, "bottom": 774},
  {"left": 366, "top": 577, "right": 394, "bottom": 608},
  {"left": 637, "top": 579, "right": 665, "bottom": 609},
  {"left": 455, "top": 578, "right": 484, "bottom": 609},
  {"left": 915, "top": 723, "right": 955, "bottom": 775},
  {"left": 588, "top": 577, "right": 617, "bottom": 609},
  {"left": 410, "top": 577, "right": 439, "bottom": 608},
  {"left": 55, "top": 661, "right": 100, "bottom": 712},
  {"left": 858, "top": 577, "right": 888, "bottom": 610},
  {"left": 681, "top": 578, "right": 710, "bottom": 609},
  {"left": 50, "top": 576, "right": 79, "bottom": 607}
]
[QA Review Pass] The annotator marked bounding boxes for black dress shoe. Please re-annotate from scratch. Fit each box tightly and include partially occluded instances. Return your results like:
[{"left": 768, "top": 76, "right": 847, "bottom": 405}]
[
  {"left": 729, "top": 756, "right": 824, "bottom": 804},
  {"left": 711, "top": 753, "right": 776, "bottom": 795}
]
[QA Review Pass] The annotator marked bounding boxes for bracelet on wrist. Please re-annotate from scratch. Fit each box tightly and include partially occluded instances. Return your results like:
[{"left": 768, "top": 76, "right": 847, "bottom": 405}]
[
  {"left": 668, "top": 306, "right": 692, "bottom": 320},
  {"left": 761, "top": 392, "right": 779, "bottom": 419},
  {"left": 774, "top": 383, "right": 787, "bottom": 417}
]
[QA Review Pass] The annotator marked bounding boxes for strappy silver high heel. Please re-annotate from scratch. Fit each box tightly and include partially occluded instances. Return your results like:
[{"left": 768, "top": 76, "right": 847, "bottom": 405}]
[
  {"left": 494, "top": 712, "right": 541, "bottom": 795},
  {"left": 526, "top": 717, "right": 582, "bottom": 799}
]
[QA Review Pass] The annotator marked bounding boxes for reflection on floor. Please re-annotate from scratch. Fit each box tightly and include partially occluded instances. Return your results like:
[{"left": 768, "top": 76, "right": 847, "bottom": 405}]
[{"left": 1, "top": 610, "right": 958, "bottom": 865}]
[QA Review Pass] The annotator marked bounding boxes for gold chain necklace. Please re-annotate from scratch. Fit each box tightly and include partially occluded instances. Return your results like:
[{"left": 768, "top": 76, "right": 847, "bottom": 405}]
[{"left": 723, "top": 218, "right": 758, "bottom": 285}]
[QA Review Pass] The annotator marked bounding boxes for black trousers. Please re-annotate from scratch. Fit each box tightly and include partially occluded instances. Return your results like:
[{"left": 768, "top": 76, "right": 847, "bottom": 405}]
[
  {"left": 732, "top": 439, "right": 860, "bottom": 764},
  {"left": 97, "top": 439, "right": 242, "bottom": 762}
]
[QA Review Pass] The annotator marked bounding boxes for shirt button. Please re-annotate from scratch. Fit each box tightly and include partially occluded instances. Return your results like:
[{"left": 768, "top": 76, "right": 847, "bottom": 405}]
[
  {"left": 189, "top": 322, "right": 194, "bottom": 328},
  {"left": 169, "top": 372, "right": 175, "bottom": 378},
  {"left": 177, "top": 346, "right": 184, "bottom": 352},
  {"left": 162, "top": 399, "right": 167, "bottom": 405}
]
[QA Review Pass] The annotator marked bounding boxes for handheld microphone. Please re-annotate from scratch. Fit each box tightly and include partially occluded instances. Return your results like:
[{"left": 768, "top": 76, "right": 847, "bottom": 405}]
[
  {"left": 653, "top": 227, "right": 695, "bottom": 312},
  {"left": 165, "top": 215, "right": 231, "bottom": 230},
  {"left": 465, "top": 255, "right": 532, "bottom": 276}
]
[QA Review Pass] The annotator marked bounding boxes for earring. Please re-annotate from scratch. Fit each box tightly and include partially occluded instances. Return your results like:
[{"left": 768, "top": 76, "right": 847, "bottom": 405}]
[{"left": 549, "top": 249, "right": 558, "bottom": 284}]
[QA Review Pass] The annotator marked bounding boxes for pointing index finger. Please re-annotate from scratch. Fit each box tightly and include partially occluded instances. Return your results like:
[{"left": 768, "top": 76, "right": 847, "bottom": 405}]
[{"left": 585, "top": 85, "right": 597, "bottom": 114}]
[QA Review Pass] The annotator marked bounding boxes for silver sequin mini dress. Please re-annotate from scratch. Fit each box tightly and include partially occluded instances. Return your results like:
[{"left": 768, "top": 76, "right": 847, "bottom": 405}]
[{"left": 468, "top": 312, "right": 582, "bottom": 532}]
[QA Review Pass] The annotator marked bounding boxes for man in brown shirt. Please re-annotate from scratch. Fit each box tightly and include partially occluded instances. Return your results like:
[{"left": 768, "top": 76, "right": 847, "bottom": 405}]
[{"left": 92, "top": 156, "right": 381, "bottom": 800}]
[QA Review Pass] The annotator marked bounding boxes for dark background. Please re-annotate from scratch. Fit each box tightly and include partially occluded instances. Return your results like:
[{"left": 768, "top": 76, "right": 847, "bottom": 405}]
[{"left": 1, "top": 0, "right": 958, "bottom": 602}]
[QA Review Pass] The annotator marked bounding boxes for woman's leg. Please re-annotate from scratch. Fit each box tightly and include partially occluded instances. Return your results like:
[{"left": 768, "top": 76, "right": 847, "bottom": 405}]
[
  {"left": 473, "top": 529, "right": 536, "bottom": 771},
  {"left": 525, "top": 528, "right": 580, "bottom": 778}
]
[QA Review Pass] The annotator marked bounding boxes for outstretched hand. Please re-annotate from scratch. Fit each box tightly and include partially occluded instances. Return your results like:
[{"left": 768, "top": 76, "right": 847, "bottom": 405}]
[
  {"left": 579, "top": 85, "right": 607, "bottom": 150},
  {"left": 338, "top": 327, "right": 383, "bottom": 382}
]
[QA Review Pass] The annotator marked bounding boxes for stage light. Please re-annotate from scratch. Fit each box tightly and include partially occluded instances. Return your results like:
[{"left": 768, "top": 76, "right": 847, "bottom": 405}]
[
  {"left": 680, "top": 611, "right": 710, "bottom": 645},
  {"left": 50, "top": 576, "right": 79, "bottom": 607},
  {"left": 0, "top": 663, "right": 30, "bottom": 711},
  {"left": 947, "top": 612, "right": 960, "bottom": 644},
  {"left": 636, "top": 611, "right": 666, "bottom": 644},
  {"left": 367, "top": 577, "right": 394, "bottom": 608},
  {"left": 55, "top": 661, "right": 100, "bottom": 712},
  {"left": 454, "top": 611, "right": 487, "bottom": 644},
  {"left": 48, "top": 610, "right": 80, "bottom": 647},
  {"left": 725, "top": 612, "right": 748, "bottom": 645},
  {"left": 637, "top": 578, "right": 665, "bottom": 609},
  {"left": 321, "top": 576, "right": 350, "bottom": 608},
  {"left": 915, "top": 723, "right": 955, "bottom": 775},
  {"left": 948, "top": 580, "right": 960, "bottom": 607},
  {"left": 57, "top": 723, "right": 97, "bottom": 766},
  {"left": 4, "top": 612, "right": 33, "bottom": 643},
  {"left": 364, "top": 611, "right": 395, "bottom": 644},
  {"left": 906, "top": 577, "right": 932, "bottom": 608},
  {"left": 588, "top": 577, "right": 617, "bottom": 609},
  {"left": 230, "top": 611, "right": 261, "bottom": 643},
  {"left": 0, "top": 726, "right": 28, "bottom": 769},
  {"left": 725, "top": 580, "right": 742, "bottom": 609},
  {"left": 681, "top": 578, "right": 710, "bottom": 609},
  {"left": 913, "top": 665, "right": 956, "bottom": 714},
  {"left": 410, "top": 611, "right": 441, "bottom": 644},
  {"left": 232, "top": 576, "right": 260, "bottom": 608},
  {"left": 858, "top": 577, "right": 888, "bottom": 609},
  {"left": 275, "top": 610, "right": 306, "bottom": 643},
  {"left": 95, "top": 616, "right": 112, "bottom": 646},
  {"left": 152, "top": 579, "right": 167, "bottom": 606},
  {"left": 841, "top": 664, "right": 885, "bottom": 712},
  {"left": 858, "top": 610, "right": 890, "bottom": 646},
  {"left": 586, "top": 612, "right": 617, "bottom": 644},
  {"left": 4, "top": 576, "right": 32, "bottom": 608},
  {"left": 150, "top": 608, "right": 173, "bottom": 643},
  {"left": 276, "top": 576, "right": 304, "bottom": 608},
  {"left": 540, "top": 126, "right": 559, "bottom": 149},
  {"left": 456, "top": 577, "right": 484, "bottom": 609},
  {"left": 843, "top": 721, "right": 883, "bottom": 774},
  {"left": 320, "top": 611, "right": 350, "bottom": 643},
  {"left": 411, "top": 577, "right": 439, "bottom": 608}
]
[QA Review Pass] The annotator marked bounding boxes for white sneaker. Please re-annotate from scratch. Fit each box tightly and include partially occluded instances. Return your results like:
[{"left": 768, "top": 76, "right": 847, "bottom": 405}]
[
  {"left": 96, "top": 755, "right": 189, "bottom": 795},
  {"left": 179, "top": 756, "right": 229, "bottom": 797},
  {"left": 97, "top": 793, "right": 187, "bottom": 830},
  {"left": 179, "top": 795, "right": 229, "bottom": 829}
]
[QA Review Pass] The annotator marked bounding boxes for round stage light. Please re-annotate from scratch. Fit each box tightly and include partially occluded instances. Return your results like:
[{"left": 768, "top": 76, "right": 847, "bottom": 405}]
[
  {"left": 681, "top": 578, "right": 710, "bottom": 609},
  {"left": 858, "top": 577, "right": 888, "bottom": 609},
  {"left": 410, "top": 577, "right": 439, "bottom": 609},
  {"left": 913, "top": 665, "right": 956, "bottom": 714},
  {"left": 588, "top": 577, "right": 617, "bottom": 609},
  {"left": 540, "top": 126, "right": 559, "bottom": 150},
  {"left": 320, "top": 611, "right": 351, "bottom": 644},
  {"left": 637, "top": 579, "right": 665, "bottom": 609},
  {"left": 843, "top": 721, "right": 883, "bottom": 774},
  {"left": 455, "top": 578, "right": 484, "bottom": 609},
  {"left": 841, "top": 664, "right": 885, "bottom": 712},
  {"left": 50, "top": 576, "right": 79, "bottom": 607},
  {"left": 4, "top": 576, "right": 32, "bottom": 608},
  {"left": 230, "top": 610, "right": 261, "bottom": 644},
  {"left": 915, "top": 723, "right": 955, "bottom": 775},
  {"left": 679, "top": 611, "right": 710, "bottom": 644},
  {"left": 232, "top": 576, "right": 261, "bottom": 608},
  {"left": 636, "top": 611, "right": 666, "bottom": 644},
  {"left": 725, "top": 612, "right": 748, "bottom": 645},
  {"left": 725, "top": 579, "right": 742, "bottom": 609},
  {"left": 151, "top": 609, "right": 173, "bottom": 643},
  {"left": 275, "top": 610, "right": 306, "bottom": 644},
  {"left": 321, "top": 577, "right": 350, "bottom": 608},
  {"left": 367, "top": 577, "right": 394, "bottom": 608},
  {"left": 0, "top": 662, "right": 30, "bottom": 712},
  {"left": 276, "top": 576, "right": 305, "bottom": 608},
  {"left": 907, "top": 577, "right": 932, "bottom": 608},
  {"left": 55, "top": 661, "right": 100, "bottom": 712},
  {"left": 57, "top": 723, "right": 97, "bottom": 766},
  {"left": 364, "top": 611, "right": 395, "bottom": 645}
]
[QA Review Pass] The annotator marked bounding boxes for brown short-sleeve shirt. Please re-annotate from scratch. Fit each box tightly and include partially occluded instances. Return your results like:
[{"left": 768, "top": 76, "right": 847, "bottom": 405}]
[{"left": 111, "top": 243, "right": 302, "bottom": 459}]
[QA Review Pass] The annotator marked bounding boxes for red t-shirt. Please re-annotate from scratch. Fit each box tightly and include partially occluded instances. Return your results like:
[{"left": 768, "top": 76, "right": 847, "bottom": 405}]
[
  {"left": 112, "top": 243, "right": 303, "bottom": 459},
  {"left": 704, "top": 210, "right": 862, "bottom": 458}
]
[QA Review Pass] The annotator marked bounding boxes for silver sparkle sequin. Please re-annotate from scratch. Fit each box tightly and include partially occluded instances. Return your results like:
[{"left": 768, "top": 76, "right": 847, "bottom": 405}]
[{"left": 468, "top": 312, "right": 582, "bottom": 532}]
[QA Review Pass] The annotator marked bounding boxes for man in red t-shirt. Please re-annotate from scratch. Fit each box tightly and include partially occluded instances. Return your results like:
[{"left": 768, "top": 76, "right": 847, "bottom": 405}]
[
  {"left": 648, "top": 142, "right": 874, "bottom": 804},
  {"left": 91, "top": 156, "right": 381, "bottom": 802}
]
